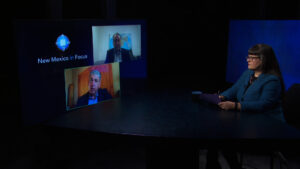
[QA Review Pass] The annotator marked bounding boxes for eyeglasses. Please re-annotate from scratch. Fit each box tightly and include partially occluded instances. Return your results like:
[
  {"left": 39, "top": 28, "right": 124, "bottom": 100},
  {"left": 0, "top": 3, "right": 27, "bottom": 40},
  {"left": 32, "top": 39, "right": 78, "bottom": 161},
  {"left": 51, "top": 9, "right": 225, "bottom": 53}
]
[{"left": 246, "top": 56, "right": 261, "bottom": 61}]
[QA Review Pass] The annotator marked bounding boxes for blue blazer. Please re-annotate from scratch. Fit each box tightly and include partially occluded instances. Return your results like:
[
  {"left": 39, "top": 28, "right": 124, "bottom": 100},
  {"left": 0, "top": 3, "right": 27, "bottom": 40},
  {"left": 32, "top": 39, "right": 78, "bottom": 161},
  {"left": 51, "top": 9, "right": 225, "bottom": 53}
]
[{"left": 221, "top": 70, "right": 284, "bottom": 121}]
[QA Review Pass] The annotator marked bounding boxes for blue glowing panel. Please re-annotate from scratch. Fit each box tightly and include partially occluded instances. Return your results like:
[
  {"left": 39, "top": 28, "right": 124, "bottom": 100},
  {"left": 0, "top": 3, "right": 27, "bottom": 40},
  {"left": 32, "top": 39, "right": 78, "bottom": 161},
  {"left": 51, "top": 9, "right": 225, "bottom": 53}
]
[
  {"left": 227, "top": 20, "right": 300, "bottom": 90},
  {"left": 56, "top": 34, "right": 70, "bottom": 51}
]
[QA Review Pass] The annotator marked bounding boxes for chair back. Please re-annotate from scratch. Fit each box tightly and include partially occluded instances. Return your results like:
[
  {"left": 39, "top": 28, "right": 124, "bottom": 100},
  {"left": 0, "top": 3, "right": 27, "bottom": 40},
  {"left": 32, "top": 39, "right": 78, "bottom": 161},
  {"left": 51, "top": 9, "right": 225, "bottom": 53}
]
[{"left": 283, "top": 83, "right": 300, "bottom": 129}]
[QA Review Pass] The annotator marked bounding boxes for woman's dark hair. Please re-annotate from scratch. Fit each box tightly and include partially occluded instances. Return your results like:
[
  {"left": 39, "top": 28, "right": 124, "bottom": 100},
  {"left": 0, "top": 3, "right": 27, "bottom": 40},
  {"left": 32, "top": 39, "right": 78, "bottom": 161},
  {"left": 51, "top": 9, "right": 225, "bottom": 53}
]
[{"left": 248, "top": 44, "right": 285, "bottom": 96}]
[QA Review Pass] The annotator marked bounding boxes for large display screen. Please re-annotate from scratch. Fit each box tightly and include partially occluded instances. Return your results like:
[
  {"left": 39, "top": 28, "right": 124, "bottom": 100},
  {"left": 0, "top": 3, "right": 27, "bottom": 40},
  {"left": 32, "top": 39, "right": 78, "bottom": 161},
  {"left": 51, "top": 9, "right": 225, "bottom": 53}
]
[{"left": 14, "top": 20, "right": 146, "bottom": 125}]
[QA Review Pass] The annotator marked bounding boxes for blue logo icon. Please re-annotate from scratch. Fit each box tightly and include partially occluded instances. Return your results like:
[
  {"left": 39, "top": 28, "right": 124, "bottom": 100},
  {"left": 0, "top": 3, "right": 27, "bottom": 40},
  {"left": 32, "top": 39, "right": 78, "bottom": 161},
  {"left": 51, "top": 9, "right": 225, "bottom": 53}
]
[{"left": 56, "top": 34, "right": 70, "bottom": 52}]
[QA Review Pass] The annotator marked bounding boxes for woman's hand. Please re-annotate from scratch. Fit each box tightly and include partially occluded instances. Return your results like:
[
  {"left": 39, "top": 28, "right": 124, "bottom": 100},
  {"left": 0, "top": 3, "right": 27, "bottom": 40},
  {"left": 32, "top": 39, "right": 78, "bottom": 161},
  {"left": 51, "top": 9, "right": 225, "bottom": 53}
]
[
  {"left": 218, "top": 101, "right": 235, "bottom": 110},
  {"left": 219, "top": 95, "right": 225, "bottom": 101}
]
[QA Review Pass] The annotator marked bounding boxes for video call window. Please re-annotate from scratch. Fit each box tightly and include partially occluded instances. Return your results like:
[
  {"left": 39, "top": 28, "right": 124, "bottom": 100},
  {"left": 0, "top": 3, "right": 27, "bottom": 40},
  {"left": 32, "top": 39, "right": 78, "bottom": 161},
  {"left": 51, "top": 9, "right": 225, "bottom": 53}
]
[
  {"left": 92, "top": 25, "right": 142, "bottom": 65},
  {"left": 64, "top": 63, "right": 120, "bottom": 111}
]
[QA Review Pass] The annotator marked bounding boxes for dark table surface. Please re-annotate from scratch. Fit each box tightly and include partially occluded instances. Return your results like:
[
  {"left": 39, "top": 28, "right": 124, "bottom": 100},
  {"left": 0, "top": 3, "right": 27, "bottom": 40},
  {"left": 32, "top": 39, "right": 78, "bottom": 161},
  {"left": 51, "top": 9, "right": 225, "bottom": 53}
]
[{"left": 45, "top": 79, "right": 300, "bottom": 140}]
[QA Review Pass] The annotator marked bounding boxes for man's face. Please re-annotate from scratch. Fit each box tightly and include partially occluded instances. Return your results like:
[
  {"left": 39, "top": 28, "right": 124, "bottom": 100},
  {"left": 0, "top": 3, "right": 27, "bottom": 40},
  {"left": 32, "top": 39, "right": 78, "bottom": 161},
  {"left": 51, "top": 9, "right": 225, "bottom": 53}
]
[
  {"left": 88, "top": 74, "right": 101, "bottom": 96},
  {"left": 113, "top": 35, "right": 121, "bottom": 51}
]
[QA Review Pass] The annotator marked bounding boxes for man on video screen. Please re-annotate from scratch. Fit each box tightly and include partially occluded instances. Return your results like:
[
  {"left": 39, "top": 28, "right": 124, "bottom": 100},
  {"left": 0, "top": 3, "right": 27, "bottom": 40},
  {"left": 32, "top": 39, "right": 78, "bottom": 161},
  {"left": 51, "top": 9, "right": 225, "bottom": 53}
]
[
  {"left": 76, "top": 70, "right": 112, "bottom": 107},
  {"left": 105, "top": 32, "right": 133, "bottom": 63}
]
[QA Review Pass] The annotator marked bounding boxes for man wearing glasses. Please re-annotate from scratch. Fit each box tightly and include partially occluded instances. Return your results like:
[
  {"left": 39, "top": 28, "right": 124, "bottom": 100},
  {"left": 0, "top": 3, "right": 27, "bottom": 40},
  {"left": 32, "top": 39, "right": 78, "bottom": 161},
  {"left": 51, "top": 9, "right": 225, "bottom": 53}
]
[{"left": 105, "top": 33, "right": 133, "bottom": 63}]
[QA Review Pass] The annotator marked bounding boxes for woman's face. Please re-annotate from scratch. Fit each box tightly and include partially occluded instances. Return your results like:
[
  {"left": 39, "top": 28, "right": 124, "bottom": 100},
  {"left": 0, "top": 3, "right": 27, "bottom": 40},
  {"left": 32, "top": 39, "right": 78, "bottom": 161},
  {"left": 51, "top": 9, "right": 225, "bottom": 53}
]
[{"left": 247, "top": 54, "right": 262, "bottom": 71}]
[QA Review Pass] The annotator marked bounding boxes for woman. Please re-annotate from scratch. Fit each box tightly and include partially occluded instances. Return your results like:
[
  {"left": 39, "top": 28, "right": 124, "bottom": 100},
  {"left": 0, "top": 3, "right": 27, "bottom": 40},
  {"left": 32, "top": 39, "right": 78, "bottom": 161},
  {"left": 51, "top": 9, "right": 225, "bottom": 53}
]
[
  {"left": 218, "top": 44, "right": 285, "bottom": 122},
  {"left": 206, "top": 44, "right": 285, "bottom": 169}
]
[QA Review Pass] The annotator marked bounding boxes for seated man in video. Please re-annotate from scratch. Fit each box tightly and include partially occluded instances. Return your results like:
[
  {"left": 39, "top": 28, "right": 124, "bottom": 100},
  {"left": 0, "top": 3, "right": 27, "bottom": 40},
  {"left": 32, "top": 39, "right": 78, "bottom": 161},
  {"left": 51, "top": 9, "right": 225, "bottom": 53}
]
[
  {"left": 76, "top": 70, "right": 112, "bottom": 107},
  {"left": 105, "top": 32, "right": 133, "bottom": 63}
]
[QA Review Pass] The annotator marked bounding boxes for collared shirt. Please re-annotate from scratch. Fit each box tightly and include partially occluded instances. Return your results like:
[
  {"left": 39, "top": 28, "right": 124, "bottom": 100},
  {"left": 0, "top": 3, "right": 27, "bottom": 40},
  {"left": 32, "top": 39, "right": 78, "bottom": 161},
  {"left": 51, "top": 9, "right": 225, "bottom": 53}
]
[
  {"left": 88, "top": 92, "right": 99, "bottom": 105},
  {"left": 114, "top": 50, "right": 122, "bottom": 62}
]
